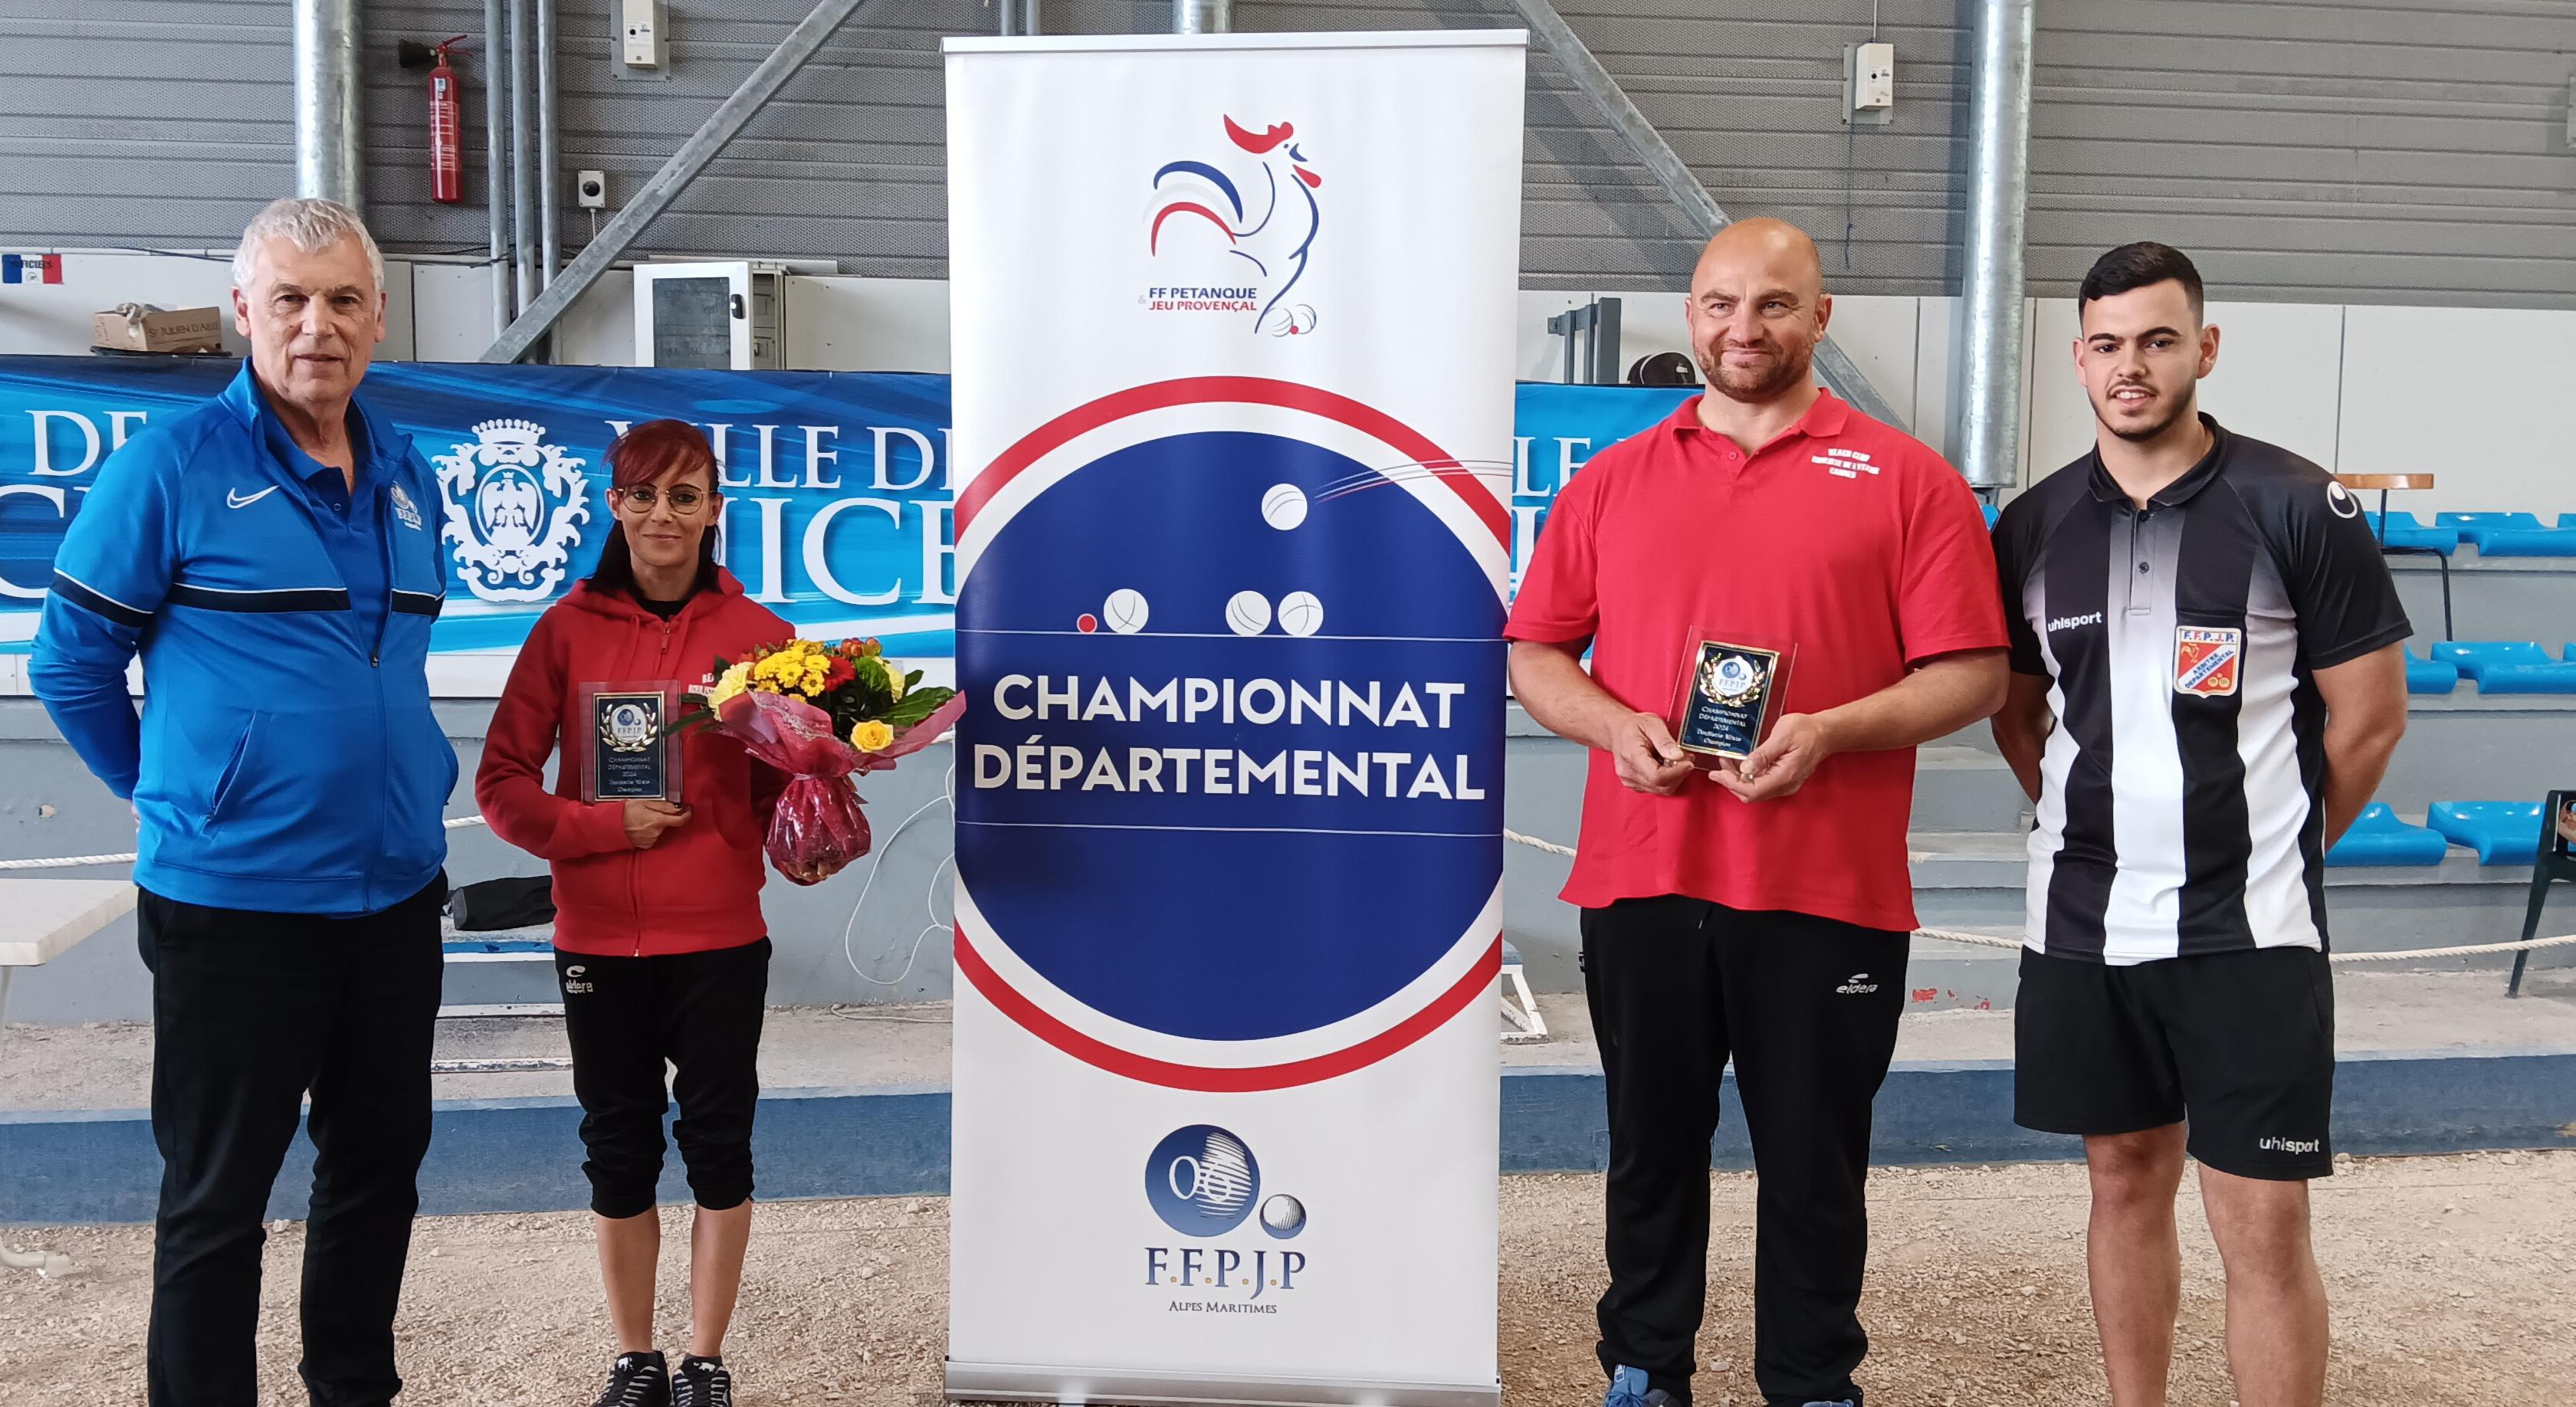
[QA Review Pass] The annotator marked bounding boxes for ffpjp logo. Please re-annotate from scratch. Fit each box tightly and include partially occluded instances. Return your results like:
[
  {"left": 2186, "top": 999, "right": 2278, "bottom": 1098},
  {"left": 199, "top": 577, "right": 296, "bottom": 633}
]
[
  {"left": 1142, "top": 1125, "right": 1309, "bottom": 1304},
  {"left": 1144, "top": 1124, "right": 1309, "bottom": 1241},
  {"left": 1144, "top": 117, "right": 1321, "bottom": 337},
  {"left": 1145, "top": 1124, "right": 1261, "bottom": 1235}
]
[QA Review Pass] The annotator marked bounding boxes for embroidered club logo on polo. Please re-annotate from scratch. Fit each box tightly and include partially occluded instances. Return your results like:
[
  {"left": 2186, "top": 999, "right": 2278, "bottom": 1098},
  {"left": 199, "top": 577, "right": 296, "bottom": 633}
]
[
  {"left": 2173, "top": 625, "right": 2243, "bottom": 697},
  {"left": 1810, "top": 446, "right": 1879, "bottom": 478}
]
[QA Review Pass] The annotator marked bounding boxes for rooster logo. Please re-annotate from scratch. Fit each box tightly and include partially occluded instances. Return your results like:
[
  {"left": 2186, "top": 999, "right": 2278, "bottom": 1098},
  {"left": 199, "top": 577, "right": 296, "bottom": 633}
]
[{"left": 1147, "top": 116, "right": 1322, "bottom": 336}]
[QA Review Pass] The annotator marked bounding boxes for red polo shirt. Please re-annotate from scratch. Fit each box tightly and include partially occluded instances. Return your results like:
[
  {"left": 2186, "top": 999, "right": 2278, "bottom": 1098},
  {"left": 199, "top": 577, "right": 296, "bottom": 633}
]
[{"left": 1506, "top": 390, "right": 2005, "bottom": 932}]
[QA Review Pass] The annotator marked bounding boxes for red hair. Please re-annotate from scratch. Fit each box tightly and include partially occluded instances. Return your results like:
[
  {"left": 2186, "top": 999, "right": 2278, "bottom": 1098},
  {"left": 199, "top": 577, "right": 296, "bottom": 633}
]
[{"left": 589, "top": 418, "right": 722, "bottom": 595}]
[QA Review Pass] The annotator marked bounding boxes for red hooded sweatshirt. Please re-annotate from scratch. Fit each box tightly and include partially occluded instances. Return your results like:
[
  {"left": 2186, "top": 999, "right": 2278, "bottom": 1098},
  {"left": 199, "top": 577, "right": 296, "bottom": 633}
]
[{"left": 476, "top": 570, "right": 792, "bottom": 956}]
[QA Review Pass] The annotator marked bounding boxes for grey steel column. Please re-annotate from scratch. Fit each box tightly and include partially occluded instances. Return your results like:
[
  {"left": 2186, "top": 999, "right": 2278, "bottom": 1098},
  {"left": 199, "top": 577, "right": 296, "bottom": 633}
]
[
  {"left": 292, "top": 0, "right": 363, "bottom": 207},
  {"left": 537, "top": 0, "right": 563, "bottom": 289},
  {"left": 509, "top": 0, "right": 537, "bottom": 313},
  {"left": 1954, "top": 0, "right": 2035, "bottom": 489},
  {"left": 1173, "top": 0, "right": 1229, "bottom": 34},
  {"left": 484, "top": 0, "right": 513, "bottom": 339}
]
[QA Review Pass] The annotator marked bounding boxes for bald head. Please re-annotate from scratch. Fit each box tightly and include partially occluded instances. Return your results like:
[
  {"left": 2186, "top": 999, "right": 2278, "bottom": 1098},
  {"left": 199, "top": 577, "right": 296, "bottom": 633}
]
[
  {"left": 1693, "top": 217, "right": 1824, "bottom": 300},
  {"left": 1685, "top": 218, "right": 1832, "bottom": 405}
]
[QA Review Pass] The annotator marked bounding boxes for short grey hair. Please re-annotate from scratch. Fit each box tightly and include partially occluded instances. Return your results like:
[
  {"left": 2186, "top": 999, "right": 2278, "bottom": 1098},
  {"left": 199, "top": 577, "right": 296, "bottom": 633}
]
[{"left": 232, "top": 197, "right": 385, "bottom": 294}]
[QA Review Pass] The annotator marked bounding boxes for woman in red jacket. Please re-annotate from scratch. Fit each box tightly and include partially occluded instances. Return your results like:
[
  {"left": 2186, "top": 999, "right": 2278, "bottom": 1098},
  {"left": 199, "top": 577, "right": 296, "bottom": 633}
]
[{"left": 477, "top": 419, "right": 822, "bottom": 1407}]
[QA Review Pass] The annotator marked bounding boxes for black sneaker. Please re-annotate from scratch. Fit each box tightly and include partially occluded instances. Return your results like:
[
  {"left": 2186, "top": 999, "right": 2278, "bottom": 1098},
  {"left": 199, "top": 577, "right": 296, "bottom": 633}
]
[
  {"left": 671, "top": 1355, "right": 733, "bottom": 1407},
  {"left": 589, "top": 1350, "right": 670, "bottom": 1407}
]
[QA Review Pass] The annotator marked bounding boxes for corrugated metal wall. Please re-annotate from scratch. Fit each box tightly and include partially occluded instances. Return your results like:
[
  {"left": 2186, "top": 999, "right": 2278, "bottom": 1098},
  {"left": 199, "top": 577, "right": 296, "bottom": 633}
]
[
  {"left": 2, "top": 0, "right": 2570, "bottom": 305},
  {"left": 2027, "top": 0, "right": 2576, "bottom": 306}
]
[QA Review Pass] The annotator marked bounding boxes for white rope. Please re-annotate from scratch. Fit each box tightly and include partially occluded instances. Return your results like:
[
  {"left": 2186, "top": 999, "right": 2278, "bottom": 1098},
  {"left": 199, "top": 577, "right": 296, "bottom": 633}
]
[
  {"left": 1504, "top": 829, "right": 2576, "bottom": 963},
  {"left": 5, "top": 819, "right": 2571, "bottom": 963},
  {"left": 1503, "top": 828, "right": 1577, "bottom": 858},
  {"left": 0, "top": 815, "right": 488, "bottom": 871}
]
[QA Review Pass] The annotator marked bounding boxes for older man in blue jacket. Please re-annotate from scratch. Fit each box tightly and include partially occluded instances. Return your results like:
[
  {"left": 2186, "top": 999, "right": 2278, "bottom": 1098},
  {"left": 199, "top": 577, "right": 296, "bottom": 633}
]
[{"left": 31, "top": 197, "right": 456, "bottom": 1407}]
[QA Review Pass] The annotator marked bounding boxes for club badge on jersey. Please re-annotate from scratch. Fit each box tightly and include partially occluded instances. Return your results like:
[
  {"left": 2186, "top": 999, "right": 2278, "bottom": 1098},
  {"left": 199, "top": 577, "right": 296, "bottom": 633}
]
[{"left": 2173, "top": 625, "right": 2243, "bottom": 697}]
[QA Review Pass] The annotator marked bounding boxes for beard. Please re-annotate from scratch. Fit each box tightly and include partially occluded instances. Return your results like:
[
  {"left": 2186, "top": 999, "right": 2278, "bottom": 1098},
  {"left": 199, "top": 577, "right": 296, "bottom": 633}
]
[
  {"left": 1697, "top": 338, "right": 1815, "bottom": 404},
  {"left": 2096, "top": 385, "right": 2198, "bottom": 444}
]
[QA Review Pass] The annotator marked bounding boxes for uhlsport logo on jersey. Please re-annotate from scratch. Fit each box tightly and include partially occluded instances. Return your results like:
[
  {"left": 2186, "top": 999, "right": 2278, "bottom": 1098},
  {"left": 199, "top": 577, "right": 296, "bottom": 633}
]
[
  {"left": 1144, "top": 117, "right": 1322, "bottom": 337},
  {"left": 2173, "top": 625, "right": 2243, "bottom": 698},
  {"left": 952, "top": 379, "right": 1508, "bottom": 1094},
  {"left": 1141, "top": 1125, "right": 1308, "bottom": 1307},
  {"left": 431, "top": 418, "right": 592, "bottom": 603}
]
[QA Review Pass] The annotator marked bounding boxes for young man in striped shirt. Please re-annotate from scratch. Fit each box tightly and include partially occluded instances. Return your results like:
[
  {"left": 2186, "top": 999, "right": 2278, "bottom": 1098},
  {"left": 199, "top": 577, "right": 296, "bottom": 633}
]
[{"left": 1990, "top": 243, "right": 2410, "bottom": 1407}]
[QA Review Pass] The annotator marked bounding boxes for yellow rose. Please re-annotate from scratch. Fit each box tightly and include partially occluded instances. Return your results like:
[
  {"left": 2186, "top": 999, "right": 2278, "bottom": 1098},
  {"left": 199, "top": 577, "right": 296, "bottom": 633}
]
[{"left": 850, "top": 719, "right": 894, "bottom": 752}]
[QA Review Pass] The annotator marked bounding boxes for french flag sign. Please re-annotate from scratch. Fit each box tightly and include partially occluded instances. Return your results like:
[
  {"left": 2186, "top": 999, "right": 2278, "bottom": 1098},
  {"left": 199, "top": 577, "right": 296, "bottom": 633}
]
[{"left": 943, "top": 31, "right": 1526, "bottom": 1405}]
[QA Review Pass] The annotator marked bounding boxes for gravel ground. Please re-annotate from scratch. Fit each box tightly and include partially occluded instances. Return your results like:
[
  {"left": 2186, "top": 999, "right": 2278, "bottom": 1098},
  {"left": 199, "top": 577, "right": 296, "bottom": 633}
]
[{"left": 2, "top": 1151, "right": 2568, "bottom": 1405}]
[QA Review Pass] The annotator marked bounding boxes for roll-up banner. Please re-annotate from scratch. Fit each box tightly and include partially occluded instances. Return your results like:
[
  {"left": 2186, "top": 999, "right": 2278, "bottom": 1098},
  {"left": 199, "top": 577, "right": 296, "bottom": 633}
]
[{"left": 943, "top": 30, "right": 1526, "bottom": 1406}]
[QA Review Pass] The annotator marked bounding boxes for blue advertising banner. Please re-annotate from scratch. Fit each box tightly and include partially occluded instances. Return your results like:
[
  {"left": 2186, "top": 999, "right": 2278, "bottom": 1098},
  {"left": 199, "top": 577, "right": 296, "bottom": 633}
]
[{"left": 0, "top": 355, "right": 1685, "bottom": 666}]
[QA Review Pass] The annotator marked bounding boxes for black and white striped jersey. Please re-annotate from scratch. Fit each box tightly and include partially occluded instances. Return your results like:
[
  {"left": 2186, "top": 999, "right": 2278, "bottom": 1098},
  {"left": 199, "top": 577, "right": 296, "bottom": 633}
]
[{"left": 1993, "top": 417, "right": 2410, "bottom": 965}]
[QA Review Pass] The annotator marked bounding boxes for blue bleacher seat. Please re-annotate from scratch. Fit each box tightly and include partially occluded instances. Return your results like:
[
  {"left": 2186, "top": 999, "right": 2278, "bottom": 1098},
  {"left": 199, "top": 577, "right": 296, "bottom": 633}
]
[
  {"left": 2561, "top": 516, "right": 2576, "bottom": 530},
  {"left": 2361, "top": 511, "right": 2460, "bottom": 555},
  {"left": 2404, "top": 654, "right": 2458, "bottom": 694},
  {"left": 2326, "top": 803, "right": 2450, "bottom": 867},
  {"left": 2427, "top": 802, "right": 2546, "bottom": 866},
  {"left": 2474, "top": 528, "right": 2576, "bottom": 557},
  {"left": 2433, "top": 511, "right": 2576, "bottom": 555},
  {"left": 2427, "top": 642, "right": 2576, "bottom": 694},
  {"left": 2435, "top": 511, "right": 2545, "bottom": 533},
  {"left": 1981, "top": 503, "right": 2000, "bottom": 530}
]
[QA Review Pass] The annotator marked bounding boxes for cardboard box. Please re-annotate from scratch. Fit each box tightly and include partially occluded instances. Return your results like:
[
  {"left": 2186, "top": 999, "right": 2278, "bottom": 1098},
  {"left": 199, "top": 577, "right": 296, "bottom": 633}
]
[{"left": 91, "top": 307, "right": 225, "bottom": 355}]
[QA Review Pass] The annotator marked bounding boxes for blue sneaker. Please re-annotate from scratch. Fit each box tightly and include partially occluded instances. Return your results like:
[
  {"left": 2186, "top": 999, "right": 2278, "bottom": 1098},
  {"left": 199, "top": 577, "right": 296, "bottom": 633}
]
[{"left": 1603, "top": 1365, "right": 1676, "bottom": 1407}]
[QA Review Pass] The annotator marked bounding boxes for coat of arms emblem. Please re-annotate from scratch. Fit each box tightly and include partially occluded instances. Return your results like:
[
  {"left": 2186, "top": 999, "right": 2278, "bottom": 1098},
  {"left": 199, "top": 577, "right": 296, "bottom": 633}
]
[{"left": 431, "top": 418, "right": 592, "bottom": 603}]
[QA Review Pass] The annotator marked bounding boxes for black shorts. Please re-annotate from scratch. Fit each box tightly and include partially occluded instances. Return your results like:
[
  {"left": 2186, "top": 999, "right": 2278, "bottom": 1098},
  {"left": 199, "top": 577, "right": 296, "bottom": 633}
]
[{"left": 2013, "top": 944, "right": 2335, "bottom": 1180}]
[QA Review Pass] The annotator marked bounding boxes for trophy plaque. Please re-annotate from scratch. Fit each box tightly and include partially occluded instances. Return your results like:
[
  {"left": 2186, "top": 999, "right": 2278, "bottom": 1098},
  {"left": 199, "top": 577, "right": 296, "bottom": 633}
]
[
  {"left": 580, "top": 682, "right": 685, "bottom": 803},
  {"left": 1671, "top": 636, "right": 1792, "bottom": 763}
]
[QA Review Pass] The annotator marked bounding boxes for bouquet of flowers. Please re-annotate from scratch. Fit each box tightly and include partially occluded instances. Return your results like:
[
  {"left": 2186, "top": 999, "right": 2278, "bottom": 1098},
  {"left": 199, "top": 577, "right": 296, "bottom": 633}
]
[{"left": 681, "top": 638, "right": 964, "bottom": 883}]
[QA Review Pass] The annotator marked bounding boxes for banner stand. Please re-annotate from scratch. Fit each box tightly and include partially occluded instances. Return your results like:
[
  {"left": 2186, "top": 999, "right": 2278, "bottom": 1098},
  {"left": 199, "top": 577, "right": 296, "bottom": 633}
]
[
  {"left": 944, "top": 30, "right": 1525, "bottom": 1406},
  {"left": 943, "top": 1361, "right": 1505, "bottom": 1407}
]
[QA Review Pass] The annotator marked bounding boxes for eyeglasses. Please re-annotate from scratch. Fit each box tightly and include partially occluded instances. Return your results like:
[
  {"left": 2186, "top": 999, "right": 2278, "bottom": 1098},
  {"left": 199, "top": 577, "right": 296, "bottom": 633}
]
[{"left": 614, "top": 484, "right": 711, "bottom": 514}]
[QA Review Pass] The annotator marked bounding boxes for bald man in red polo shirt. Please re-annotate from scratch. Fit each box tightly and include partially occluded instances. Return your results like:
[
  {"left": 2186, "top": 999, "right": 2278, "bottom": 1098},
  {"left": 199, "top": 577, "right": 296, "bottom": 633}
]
[{"left": 1509, "top": 219, "right": 2009, "bottom": 1407}]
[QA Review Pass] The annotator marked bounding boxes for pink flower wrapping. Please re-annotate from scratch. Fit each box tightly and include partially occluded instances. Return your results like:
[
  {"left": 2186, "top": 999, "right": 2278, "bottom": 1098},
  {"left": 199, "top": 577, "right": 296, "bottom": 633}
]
[{"left": 709, "top": 689, "right": 968, "bottom": 881}]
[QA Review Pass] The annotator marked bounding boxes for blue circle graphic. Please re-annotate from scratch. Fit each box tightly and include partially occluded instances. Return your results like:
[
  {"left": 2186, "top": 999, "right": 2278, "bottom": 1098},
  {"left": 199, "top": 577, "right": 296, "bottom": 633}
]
[
  {"left": 957, "top": 429, "right": 1505, "bottom": 1042},
  {"left": 1145, "top": 1124, "right": 1262, "bottom": 1236}
]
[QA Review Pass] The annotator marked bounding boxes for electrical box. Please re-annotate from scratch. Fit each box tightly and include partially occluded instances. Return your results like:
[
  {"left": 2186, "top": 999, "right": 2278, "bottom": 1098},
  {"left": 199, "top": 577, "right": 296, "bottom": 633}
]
[
  {"left": 613, "top": 0, "right": 667, "bottom": 77},
  {"left": 633, "top": 261, "right": 797, "bottom": 371},
  {"left": 576, "top": 170, "right": 608, "bottom": 209},
  {"left": 1843, "top": 41, "right": 1895, "bottom": 125}
]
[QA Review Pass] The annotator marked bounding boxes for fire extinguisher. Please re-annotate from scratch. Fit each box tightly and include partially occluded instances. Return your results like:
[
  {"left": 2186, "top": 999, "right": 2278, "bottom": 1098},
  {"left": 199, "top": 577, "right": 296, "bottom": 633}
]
[{"left": 428, "top": 35, "right": 467, "bottom": 204}]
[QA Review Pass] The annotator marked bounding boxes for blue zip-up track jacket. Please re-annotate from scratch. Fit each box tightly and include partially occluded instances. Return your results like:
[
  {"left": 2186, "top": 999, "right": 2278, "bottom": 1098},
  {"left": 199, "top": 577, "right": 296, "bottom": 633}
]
[{"left": 31, "top": 361, "right": 458, "bottom": 915}]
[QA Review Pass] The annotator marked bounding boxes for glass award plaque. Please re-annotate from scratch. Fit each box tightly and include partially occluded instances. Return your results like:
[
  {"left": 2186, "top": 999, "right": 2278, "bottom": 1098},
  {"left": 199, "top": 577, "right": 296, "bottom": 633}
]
[{"left": 580, "top": 681, "right": 685, "bottom": 803}]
